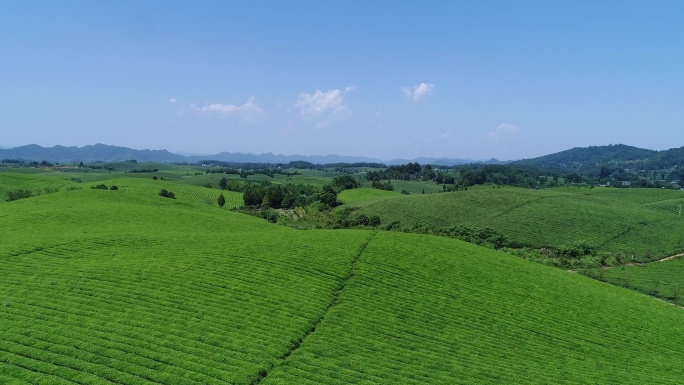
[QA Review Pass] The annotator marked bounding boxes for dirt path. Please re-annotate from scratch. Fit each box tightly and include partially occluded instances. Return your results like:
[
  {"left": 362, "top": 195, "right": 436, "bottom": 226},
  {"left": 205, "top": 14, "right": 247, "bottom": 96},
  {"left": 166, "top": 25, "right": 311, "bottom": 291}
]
[
  {"left": 601, "top": 252, "right": 684, "bottom": 269},
  {"left": 566, "top": 252, "right": 684, "bottom": 273},
  {"left": 654, "top": 252, "right": 684, "bottom": 263}
]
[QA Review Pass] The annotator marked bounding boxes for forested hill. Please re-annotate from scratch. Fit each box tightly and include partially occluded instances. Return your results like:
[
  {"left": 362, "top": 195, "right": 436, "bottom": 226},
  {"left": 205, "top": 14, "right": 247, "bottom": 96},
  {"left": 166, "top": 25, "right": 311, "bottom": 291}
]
[{"left": 510, "top": 144, "right": 659, "bottom": 170}]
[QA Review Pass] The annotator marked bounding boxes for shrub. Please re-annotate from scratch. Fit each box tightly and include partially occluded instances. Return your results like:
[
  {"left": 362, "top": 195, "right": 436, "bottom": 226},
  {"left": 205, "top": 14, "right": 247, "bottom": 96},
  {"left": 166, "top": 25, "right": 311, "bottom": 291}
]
[
  {"left": 110, "top": 185, "right": 118, "bottom": 190},
  {"left": 356, "top": 214, "right": 370, "bottom": 226},
  {"left": 261, "top": 208, "right": 279, "bottom": 223},
  {"left": 159, "top": 189, "right": 176, "bottom": 199},
  {"left": 369, "top": 216, "right": 381, "bottom": 227},
  {"left": 91, "top": 184, "right": 108, "bottom": 190},
  {"left": 6, "top": 189, "right": 32, "bottom": 202}
]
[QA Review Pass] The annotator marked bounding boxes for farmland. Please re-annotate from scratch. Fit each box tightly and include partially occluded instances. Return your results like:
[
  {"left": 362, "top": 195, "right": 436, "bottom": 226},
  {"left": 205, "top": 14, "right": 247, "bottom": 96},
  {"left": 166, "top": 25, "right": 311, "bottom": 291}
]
[
  {"left": 588, "top": 255, "right": 684, "bottom": 305},
  {"left": 1, "top": 167, "right": 684, "bottom": 384},
  {"left": 349, "top": 186, "right": 684, "bottom": 262}
]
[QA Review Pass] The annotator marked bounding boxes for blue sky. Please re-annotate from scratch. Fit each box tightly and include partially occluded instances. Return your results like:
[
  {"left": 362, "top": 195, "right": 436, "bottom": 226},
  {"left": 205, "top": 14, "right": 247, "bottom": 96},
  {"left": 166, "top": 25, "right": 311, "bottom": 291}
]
[{"left": 2, "top": 1, "right": 683, "bottom": 160}]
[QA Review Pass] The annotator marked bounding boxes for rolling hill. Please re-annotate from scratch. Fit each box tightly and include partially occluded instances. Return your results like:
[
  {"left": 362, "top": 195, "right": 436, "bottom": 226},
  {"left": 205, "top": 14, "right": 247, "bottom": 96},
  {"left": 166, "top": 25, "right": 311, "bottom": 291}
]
[
  {"left": 348, "top": 186, "right": 684, "bottom": 261},
  {"left": 1, "top": 182, "right": 683, "bottom": 384}
]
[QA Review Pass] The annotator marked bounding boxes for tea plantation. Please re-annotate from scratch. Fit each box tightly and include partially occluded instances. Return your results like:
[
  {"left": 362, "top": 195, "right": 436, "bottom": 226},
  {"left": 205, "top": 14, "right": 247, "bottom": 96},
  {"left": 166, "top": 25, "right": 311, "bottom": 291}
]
[
  {"left": 1, "top": 175, "right": 683, "bottom": 384},
  {"left": 350, "top": 187, "right": 684, "bottom": 261}
]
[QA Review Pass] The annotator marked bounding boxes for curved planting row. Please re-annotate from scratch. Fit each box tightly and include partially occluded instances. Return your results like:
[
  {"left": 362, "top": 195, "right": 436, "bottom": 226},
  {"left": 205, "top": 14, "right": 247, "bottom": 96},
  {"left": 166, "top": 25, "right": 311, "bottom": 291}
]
[
  {"left": 0, "top": 192, "right": 371, "bottom": 384},
  {"left": 263, "top": 232, "right": 684, "bottom": 384},
  {"left": 353, "top": 188, "right": 684, "bottom": 261},
  {"left": 91, "top": 177, "right": 243, "bottom": 208}
]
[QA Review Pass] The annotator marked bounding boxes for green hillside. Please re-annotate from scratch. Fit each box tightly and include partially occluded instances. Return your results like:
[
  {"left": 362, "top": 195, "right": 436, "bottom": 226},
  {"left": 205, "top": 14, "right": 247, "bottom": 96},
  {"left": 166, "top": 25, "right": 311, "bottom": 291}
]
[
  {"left": 510, "top": 144, "right": 657, "bottom": 169},
  {"left": 337, "top": 188, "right": 400, "bottom": 204},
  {"left": 1, "top": 185, "right": 683, "bottom": 384},
  {"left": 589, "top": 256, "right": 684, "bottom": 304},
  {"left": 263, "top": 232, "right": 684, "bottom": 384},
  {"left": 0, "top": 190, "right": 372, "bottom": 384},
  {"left": 350, "top": 187, "right": 684, "bottom": 261},
  {"left": 0, "top": 173, "right": 76, "bottom": 202}
]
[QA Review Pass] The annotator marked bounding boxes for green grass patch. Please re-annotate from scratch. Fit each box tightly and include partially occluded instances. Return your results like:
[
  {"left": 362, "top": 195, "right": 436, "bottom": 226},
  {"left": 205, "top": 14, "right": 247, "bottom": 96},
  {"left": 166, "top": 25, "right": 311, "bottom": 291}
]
[{"left": 337, "top": 188, "right": 401, "bottom": 204}]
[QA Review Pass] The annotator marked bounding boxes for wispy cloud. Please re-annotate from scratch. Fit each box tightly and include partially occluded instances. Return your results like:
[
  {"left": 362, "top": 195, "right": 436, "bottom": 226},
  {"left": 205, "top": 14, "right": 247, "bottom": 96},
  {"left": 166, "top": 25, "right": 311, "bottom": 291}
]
[
  {"left": 190, "top": 97, "right": 264, "bottom": 121},
  {"left": 487, "top": 123, "right": 519, "bottom": 141},
  {"left": 401, "top": 82, "right": 434, "bottom": 102},
  {"left": 168, "top": 98, "right": 177, "bottom": 104},
  {"left": 439, "top": 129, "right": 453, "bottom": 139},
  {"left": 295, "top": 86, "right": 354, "bottom": 120}
]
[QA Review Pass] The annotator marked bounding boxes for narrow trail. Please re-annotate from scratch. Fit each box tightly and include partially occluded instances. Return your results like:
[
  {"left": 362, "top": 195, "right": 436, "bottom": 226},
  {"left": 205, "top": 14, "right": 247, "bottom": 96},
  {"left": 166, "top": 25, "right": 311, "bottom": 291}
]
[
  {"left": 249, "top": 232, "right": 377, "bottom": 385},
  {"left": 567, "top": 252, "right": 684, "bottom": 273},
  {"left": 568, "top": 252, "right": 684, "bottom": 310},
  {"left": 602, "top": 252, "right": 684, "bottom": 270}
]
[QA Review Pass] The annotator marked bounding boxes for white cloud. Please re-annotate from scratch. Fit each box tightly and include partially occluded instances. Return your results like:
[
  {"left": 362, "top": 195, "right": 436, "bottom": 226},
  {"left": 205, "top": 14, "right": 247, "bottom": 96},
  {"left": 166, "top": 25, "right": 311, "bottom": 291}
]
[
  {"left": 191, "top": 96, "right": 263, "bottom": 121},
  {"left": 401, "top": 82, "right": 434, "bottom": 102},
  {"left": 487, "top": 123, "right": 519, "bottom": 141},
  {"left": 295, "top": 86, "right": 354, "bottom": 119},
  {"left": 439, "top": 129, "right": 453, "bottom": 139},
  {"left": 168, "top": 98, "right": 177, "bottom": 104}
]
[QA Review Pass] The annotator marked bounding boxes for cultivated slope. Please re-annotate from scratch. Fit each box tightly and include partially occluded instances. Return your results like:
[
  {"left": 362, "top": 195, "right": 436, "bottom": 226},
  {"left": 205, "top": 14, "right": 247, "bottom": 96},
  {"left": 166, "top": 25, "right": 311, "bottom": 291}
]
[
  {"left": 1, "top": 189, "right": 683, "bottom": 384},
  {"left": 263, "top": 232, "right": 684, "bottom": 384},
  {"left": 0, "top": 190, "right": 373, "bottom": 384},
  {"left": 350, "top": 187, "right": 684, "bottom": 261}
]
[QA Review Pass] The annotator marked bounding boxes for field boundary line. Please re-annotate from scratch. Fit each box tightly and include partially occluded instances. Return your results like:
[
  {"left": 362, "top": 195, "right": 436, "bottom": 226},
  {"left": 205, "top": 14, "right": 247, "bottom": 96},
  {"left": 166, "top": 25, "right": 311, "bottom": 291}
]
[
  {"left": 490, "top": 194, "right": 571, "bottom": 219},
  {"left": 249, "top": 231, "right": 377, "bottom": 385}
]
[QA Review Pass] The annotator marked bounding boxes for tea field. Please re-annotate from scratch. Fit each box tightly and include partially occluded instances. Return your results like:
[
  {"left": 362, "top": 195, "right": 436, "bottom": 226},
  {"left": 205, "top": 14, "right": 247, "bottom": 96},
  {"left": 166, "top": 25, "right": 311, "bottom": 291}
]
[
  {"left": 349, "top": 187, "right": 684, "bottom": 261},
  {"left": 589, "top": 256, "right": 684, "bottom": 305},
  {"left": 1, "top": 174, "right": 684, "bottom": 384}
]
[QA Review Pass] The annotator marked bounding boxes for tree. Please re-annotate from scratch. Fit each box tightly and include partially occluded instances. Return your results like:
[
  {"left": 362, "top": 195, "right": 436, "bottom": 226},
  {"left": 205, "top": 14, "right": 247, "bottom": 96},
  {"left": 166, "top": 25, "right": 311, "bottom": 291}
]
[
  {"left": 315, "top": 184, "right": 338, "bottom": 208},
  {"left": 332, "top": 175, "right": 359, "bottom": 190},
  {"left": 243, "top": 184, "right": 265, "bottom": 206},
  {"left": 219, "top": 177, "right": 228, "bottom": 190},
  {"left": 218, "top": 193, "right": 226, "bottom": 207}
]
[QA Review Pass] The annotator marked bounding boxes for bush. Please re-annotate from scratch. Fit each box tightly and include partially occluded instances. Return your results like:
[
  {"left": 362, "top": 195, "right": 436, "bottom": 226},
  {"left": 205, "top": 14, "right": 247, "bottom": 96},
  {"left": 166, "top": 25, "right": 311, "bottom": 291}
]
[
  {"left": 6, "top": 189, "right": 32, "bottom": 202},
  {"left": 369, "top": 216, "right": 381, "bottom": 227},
  {"left": 91, "top": 184, "right": 108, "bottom": 190},
  {"left": 159, "top": 189, "right": 176, "bottom": 199},
  {"left": 110, "top": 185, "right": 118, "bottom": 191},
  {"left": 261, "top": 208, "right": 279, "bottom": 223},
  {"left": 356, "top": 214, "right": 370, "bottom": 226}
]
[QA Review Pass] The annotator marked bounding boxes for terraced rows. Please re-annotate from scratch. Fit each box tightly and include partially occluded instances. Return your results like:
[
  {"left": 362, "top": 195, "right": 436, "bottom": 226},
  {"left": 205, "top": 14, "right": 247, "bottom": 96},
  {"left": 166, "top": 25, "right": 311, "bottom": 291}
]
[
  {"left": 0, "top": 173, "right": 76, "bottom": 201},
  {"left": 262, "top": 232, "right": 684, "bottom": 384},
  {"left": 0, "top": 192, "right": 373, "bottom": 384},
  {"left": 93, "top": 177, "right": 243, "bottom": 208},
  {"left": 595, "top": 256, "right": 684, "bottom": 304},
  {"left": 352, "top": 188, "right": 684, "bottom": 261},
  {"left": 337, "top": 188, "right": 400, "bottom": 205}
]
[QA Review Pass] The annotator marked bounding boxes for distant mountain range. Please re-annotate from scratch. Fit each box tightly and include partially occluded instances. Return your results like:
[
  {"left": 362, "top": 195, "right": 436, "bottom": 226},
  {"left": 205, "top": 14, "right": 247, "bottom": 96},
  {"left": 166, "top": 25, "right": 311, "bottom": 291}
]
[
  {"left": 2, "top": 143, "right": 683, "bottom": 169},
  {"left": 0, "top": 144, "right": 503, "bottom": 165}
]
